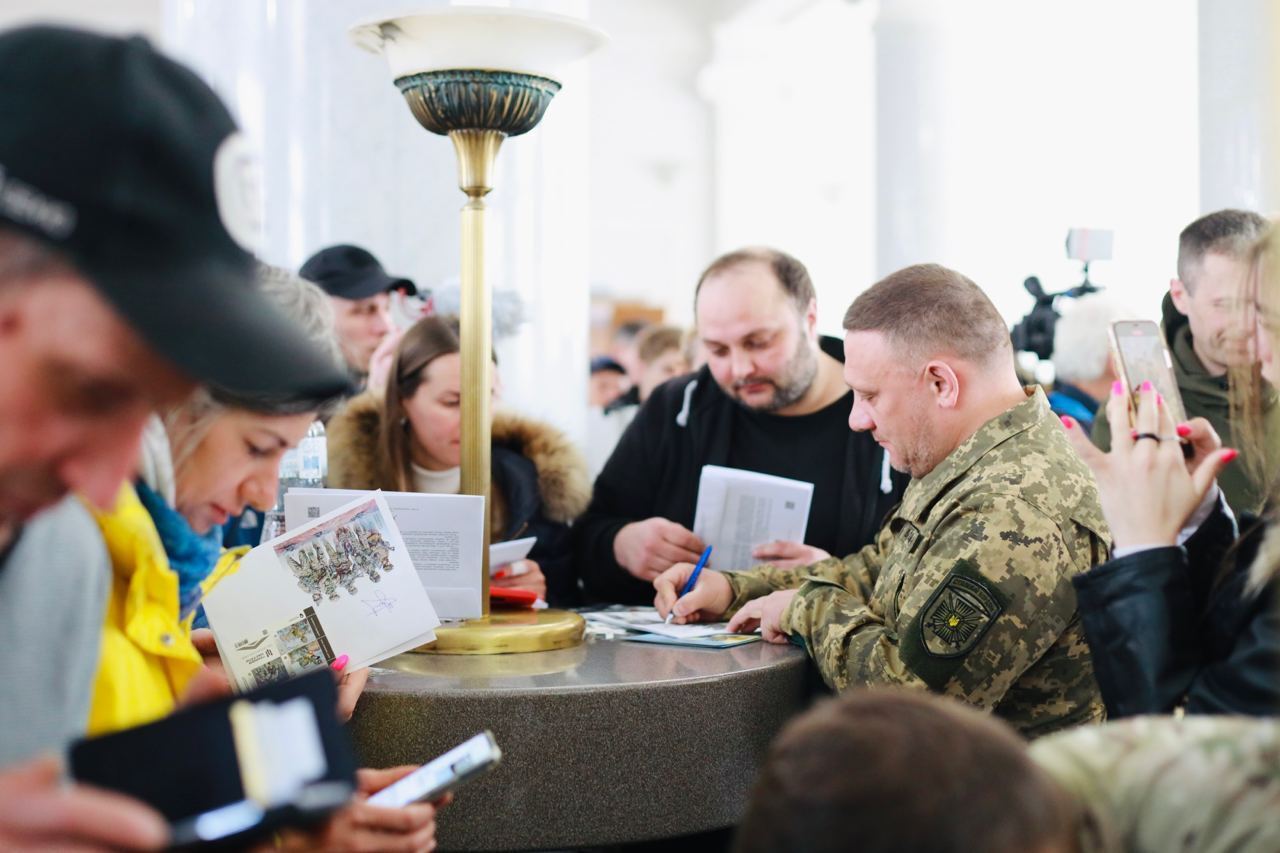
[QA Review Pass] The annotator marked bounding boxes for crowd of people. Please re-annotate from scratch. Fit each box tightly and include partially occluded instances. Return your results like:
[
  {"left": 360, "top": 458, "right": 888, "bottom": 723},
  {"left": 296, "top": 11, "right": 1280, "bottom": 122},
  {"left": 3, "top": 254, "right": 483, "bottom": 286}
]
[{"left": 3, "top": 21, "right": 1280, "bottom": 853}]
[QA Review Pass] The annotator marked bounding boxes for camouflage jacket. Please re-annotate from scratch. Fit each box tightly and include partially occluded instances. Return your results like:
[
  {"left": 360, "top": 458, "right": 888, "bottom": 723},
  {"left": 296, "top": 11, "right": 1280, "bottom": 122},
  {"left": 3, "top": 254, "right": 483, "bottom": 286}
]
[
  {"left": 1031, "top": 715, "right": 1280, "bottom": 853},
  {"left": 725, "top": 388, "right": 1111, "bottom": 737}
]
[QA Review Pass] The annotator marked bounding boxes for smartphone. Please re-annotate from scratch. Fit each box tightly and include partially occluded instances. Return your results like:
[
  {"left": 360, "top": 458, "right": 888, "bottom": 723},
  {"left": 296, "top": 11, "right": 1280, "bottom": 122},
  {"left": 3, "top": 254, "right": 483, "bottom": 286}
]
[
  {"left": 1108, "top": 320, "right": 1188, "bottom": 426},
  {"left": 367, "top": 731, "right": 501, "bottom": 808}
]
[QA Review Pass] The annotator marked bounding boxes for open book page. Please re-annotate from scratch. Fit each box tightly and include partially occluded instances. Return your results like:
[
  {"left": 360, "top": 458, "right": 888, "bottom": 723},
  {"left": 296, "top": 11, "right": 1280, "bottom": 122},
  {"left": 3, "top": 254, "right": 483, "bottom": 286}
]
[
  {"left": 286, "top": 489, "right": 484, "bottom": 620},
  {"left": 692, "top": 465, "right": 814, "bottom": 571},
  {"left": 205, "top": 493, "right": 440, "bottom": 692}
]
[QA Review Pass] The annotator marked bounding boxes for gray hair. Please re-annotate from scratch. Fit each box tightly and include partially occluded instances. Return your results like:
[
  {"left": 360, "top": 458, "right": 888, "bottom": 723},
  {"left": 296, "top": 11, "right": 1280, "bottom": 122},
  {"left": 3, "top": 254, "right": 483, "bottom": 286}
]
[
  {"left": 1051, "top": 295, "right": 1129, "bottom": 384},
  {"left": 165, "top": 264, "right": 349, "bottom": 470}
]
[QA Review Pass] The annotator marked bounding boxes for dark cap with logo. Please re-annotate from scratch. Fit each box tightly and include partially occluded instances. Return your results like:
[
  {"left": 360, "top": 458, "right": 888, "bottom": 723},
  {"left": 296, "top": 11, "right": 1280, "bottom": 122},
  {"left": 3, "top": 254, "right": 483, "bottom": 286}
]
[
  {"left": 0, "top": 25, "right": 352, "bottom": 400},
  {"left": 300, "top": 244, "right": 417, "bottom": 301}
]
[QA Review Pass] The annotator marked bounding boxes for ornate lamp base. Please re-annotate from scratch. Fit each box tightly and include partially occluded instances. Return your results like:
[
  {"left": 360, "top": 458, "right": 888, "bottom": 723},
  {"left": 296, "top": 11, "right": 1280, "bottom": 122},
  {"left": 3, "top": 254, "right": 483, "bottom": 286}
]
[{"left": 414, "top": 609, "right": 585, "bottom": 655}]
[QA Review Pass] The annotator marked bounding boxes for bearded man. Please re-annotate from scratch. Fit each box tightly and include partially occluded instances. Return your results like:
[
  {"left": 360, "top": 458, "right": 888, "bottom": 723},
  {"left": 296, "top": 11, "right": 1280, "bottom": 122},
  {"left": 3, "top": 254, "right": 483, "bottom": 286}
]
[{"left": 575, "top": 247, "right": 907, "bottom": 603}]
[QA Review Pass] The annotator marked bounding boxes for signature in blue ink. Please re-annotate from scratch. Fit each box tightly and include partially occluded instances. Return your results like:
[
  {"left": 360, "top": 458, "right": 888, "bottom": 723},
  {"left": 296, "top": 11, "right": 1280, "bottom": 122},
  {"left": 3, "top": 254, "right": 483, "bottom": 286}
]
[{"left": 362, "top": 589, "right": 397, "bottom": 617}]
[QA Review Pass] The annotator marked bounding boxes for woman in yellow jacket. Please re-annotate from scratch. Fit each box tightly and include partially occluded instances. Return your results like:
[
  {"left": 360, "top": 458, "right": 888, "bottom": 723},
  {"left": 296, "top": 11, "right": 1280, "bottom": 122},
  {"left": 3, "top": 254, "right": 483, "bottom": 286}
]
[{"left": 84, "top": 268, "right": 441, "bottom": 852}]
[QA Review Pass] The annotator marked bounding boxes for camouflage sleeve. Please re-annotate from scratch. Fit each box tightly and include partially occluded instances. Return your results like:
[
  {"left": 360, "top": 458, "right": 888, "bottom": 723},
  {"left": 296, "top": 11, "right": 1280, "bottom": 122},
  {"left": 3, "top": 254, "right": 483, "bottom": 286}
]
[
  {"left": 780, "top": 493, "right": 1081, "bottom": 705},
  {"left": 1090, "top": 404, "right": 1112, "bottom": 451},
  {"left": 723, "top": 526, "right": 890, "bottom": 614},
  {"left": 1030, "top": 717, "right": 1280, "bottom": 853}
]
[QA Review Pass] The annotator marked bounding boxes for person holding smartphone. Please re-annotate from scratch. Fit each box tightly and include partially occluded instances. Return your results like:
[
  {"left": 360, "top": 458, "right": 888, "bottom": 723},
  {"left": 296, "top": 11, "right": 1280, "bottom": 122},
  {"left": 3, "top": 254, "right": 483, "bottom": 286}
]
[
  {"left": 1062, "top": 229, "right": 1280, "bottom": 718},
  {"left": 1090, "top": 209, "right": 1277, "bottom": 516}
]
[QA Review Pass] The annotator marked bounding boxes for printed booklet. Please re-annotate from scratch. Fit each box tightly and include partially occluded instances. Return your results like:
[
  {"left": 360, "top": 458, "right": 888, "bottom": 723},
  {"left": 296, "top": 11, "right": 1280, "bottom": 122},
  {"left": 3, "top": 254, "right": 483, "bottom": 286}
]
[{"left": 203, "top": 492, "right": 440, "bottom": 692}]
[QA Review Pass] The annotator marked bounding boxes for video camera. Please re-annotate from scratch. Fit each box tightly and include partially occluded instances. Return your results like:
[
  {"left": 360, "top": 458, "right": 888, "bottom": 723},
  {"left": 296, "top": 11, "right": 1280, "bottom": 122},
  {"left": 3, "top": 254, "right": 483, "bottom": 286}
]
[{"left": 1009, "top": 228, "right": 1111, "bottom": 359}]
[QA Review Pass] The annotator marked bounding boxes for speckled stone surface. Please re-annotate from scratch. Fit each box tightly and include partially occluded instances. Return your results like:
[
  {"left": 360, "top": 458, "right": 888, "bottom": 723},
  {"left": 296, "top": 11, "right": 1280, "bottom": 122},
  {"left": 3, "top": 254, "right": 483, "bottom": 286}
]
[{"left": 348, "top": 636, "right": 813, "bottom": 851}]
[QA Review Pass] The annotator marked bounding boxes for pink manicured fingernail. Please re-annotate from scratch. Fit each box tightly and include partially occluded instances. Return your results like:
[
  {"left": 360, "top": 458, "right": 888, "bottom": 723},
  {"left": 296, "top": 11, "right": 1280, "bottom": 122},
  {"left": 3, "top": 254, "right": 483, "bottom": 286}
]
[
  {"left": 1112, "top": 381, "right": 1124, "bottom": 396},
  {"left": 1157, "top": 393, "right": 1164, "bottom": 406},
  {"left": 1176, "top": 423, "right": 1192, "bottom": 438},
  {"left": 1140, "top": 380, "right": 1153, "bottom": 392},
  {"left": 331, "top": 654, "right": 349, "bottom": 672},
  {"left": 1060, "top": 415, "right": 1075, "bottom": 429},
  {"left": 1222, "top": 448, "right": 1239, "bottom": 463},
  {"left": 1130, "top": 429, "right": 1139, "bottom": 439}
]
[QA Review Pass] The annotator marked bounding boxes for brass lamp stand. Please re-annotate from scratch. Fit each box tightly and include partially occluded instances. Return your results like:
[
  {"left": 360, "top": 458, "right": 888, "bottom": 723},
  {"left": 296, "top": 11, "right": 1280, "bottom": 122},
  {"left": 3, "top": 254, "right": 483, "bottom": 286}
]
[{"left": 354, "top": 9, "right": 604, "bottom": 653}]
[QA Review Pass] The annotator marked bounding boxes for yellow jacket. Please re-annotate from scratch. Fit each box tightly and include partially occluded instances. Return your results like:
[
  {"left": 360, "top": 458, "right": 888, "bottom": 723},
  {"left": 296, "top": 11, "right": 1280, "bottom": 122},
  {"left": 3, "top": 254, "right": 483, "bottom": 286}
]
[{"left": 86, "top": 484, "right": 245, "bottom": 735}]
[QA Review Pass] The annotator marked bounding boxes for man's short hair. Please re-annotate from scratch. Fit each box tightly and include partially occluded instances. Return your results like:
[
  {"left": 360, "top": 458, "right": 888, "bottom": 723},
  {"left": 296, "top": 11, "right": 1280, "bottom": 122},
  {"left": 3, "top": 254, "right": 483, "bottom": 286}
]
[
  {"left": 1051, "top": 295, "right": 1127, "bottom": 385},
  {"left": 694, "top": 246, "right": 815, "bottom": 315},
  {"left": 635, "top": 325, "right": 684, "bottom": 365},
  {"left": 734, "top": 691, "right": 1078, "bottom": 853},
  {"left": 843, "top": 263, "right": 1010, "bottom": 365},
  {"left": 1178, "top": 209, "right": 1269, "bottom": 290}
]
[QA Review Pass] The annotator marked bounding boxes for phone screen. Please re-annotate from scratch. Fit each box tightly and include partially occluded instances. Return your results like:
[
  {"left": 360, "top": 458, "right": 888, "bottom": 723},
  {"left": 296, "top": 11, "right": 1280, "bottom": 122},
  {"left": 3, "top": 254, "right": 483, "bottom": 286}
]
[
  {"left": 366, "top": 732, "right": 501, "bottom": 808},
  {"left": 1109, "top": 320, "right": 1188, "bottom": 425}
]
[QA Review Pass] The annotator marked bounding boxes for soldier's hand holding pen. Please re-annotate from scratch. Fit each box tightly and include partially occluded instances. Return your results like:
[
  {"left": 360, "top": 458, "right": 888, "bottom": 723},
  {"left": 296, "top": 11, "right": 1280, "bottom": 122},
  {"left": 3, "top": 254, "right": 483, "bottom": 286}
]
[
  {"left": 653, "top": 562, "right": 732, "bottom": 623},
  {"left": 1061, "top": 379, "right": 1237, "bottom": 550}
]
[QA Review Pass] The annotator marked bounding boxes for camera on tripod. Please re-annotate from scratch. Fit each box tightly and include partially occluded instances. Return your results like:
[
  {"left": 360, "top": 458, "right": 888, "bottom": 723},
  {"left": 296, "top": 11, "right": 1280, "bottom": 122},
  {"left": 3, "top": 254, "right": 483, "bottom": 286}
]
[{"left": 1010, "top": 228, "right": 1112, "bottom": 360}]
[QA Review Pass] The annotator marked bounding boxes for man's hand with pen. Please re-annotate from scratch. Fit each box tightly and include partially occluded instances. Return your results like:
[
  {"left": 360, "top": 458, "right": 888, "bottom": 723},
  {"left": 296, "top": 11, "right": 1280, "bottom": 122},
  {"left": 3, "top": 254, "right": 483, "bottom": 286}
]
[{"left": 653, "top": 555, "right": 734, "bottom": 626}]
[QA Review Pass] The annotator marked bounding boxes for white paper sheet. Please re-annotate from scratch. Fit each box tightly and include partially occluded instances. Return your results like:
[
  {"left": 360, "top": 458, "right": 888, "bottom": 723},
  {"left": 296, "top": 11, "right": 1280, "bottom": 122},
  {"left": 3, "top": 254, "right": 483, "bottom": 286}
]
[
  {"left": 692, "top": 465, "right": 814, "bottom": 571},
  {"left": 585, "top": 608, "right": 735, "bottom": 639},
  {"left": 489, "top": 536, "right": 536, "bottom": 576},
  {"left": 285, "top": 488, "right": 484, "bottom": 619},
  {"left": 204, "top": 493, "right": 440, "bottom": 692}
]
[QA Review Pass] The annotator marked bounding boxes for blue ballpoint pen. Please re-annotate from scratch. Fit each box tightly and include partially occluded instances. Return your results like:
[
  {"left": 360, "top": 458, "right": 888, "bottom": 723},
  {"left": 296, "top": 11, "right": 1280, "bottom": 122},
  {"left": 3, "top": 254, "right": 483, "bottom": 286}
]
[{"left": 665, "top": 545, "right": 713, "bottom": 624}]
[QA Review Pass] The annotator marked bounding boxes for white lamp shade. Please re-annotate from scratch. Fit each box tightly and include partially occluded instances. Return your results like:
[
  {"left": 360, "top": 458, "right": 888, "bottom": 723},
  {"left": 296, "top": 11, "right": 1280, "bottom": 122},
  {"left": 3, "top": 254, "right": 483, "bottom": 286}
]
[{"left": 352, "top": 6, "right": 607, "bottom": 83}]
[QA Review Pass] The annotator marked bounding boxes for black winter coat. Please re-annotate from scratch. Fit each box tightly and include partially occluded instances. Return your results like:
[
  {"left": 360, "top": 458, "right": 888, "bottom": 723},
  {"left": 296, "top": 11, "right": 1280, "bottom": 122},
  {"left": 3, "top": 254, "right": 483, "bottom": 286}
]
[{"left": 1074, "top": 503, "right": 1280, "bottom": 716}]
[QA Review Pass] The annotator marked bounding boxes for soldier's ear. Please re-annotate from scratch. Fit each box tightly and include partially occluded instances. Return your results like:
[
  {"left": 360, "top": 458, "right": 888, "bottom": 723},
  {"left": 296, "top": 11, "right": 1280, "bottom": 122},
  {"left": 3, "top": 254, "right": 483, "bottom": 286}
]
[{"left": 922, "top": 360, "right": 960, "bottom": 409}]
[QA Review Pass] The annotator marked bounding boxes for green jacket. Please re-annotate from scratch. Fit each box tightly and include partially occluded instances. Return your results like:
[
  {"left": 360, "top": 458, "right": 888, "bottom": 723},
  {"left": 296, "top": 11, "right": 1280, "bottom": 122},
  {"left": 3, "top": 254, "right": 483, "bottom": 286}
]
[
  {"left": 1032, "top": 715, "right": 1280, "bottom": 853},
  {"left": 1093, "top": 293, "right": 1278, "bottom": 515},
  {"left": 726, "top": 388, "right": 1110, "bottom": 738}
]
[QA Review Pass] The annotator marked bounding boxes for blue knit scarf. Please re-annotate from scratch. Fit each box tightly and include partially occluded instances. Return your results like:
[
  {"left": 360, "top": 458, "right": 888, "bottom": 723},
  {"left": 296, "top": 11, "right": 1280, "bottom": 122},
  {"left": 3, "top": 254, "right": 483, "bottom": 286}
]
[{"left": 134, "top": 479, "right": 223, "bottom": 628}]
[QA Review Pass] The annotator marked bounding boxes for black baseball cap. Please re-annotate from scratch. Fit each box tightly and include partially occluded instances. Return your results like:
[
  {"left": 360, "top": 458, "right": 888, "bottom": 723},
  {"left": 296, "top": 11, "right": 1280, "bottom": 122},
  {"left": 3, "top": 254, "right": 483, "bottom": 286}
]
[
  {"left": 0, "top": 26, "right": 352, "bottom": 399},
  {"left": 299, "top": 244, "right": 417, "bottom": 300}
]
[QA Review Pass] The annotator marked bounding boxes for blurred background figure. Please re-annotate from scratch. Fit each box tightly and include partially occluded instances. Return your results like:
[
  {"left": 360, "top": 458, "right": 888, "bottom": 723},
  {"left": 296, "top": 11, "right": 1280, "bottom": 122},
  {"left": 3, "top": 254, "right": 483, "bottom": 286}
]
[
  {"left": 609, "top": 320, "right": 651, "bottom": 386},
  {"left": 1048, "top": 294, "right": 1127, "bottom": 435},
  {"left": 586, "top": 324, "right": 690, "bottom": 478},
  {"left": 300, "top": 243, "right": 417, "bottom": 386},
  {"left": 589, "top": 355, "right": 631, "bottom": 409}
]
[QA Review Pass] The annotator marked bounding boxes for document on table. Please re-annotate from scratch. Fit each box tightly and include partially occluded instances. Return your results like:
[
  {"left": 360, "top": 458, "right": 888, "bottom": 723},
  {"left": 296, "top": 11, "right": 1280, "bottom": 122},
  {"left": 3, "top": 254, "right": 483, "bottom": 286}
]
[
  {"left": 285, "top": 488, "right": 484, "bottom": 619},
  {"left": 691, "top": 465, "right": 814, "bottom": 571},
  {"left": 204, "top": 493, "right": 440, "bottom": 692},
  {"left": 584, "top": 607, "right": 736, "bottom": 639}
]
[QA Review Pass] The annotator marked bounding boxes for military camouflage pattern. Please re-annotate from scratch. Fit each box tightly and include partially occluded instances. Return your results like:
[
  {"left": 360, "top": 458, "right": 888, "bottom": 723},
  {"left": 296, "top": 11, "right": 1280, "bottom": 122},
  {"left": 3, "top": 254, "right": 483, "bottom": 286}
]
[
  {"left": 1031, "top": 715, "right": 1280, "bottom": 853},
  {"left": 724, "top": 388, "right": 1110, "bottom": 737}
]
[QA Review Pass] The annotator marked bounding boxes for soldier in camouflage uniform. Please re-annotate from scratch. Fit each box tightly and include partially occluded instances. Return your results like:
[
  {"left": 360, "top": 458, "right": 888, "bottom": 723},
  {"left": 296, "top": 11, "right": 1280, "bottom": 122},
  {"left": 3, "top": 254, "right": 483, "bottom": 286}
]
[{"left": 657, "top": 263, "right": 1110, "bottom": 737}]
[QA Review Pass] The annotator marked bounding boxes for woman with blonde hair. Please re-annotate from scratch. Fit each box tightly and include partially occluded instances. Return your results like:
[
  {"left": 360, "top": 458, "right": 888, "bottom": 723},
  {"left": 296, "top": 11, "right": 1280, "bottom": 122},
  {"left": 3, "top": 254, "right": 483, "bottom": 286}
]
[
  {"left": 327, "top": 315, "right": 591, "bottom": 606},
  {"left": 1064, "top": 229, "right": 1280, "bottom": 716}
]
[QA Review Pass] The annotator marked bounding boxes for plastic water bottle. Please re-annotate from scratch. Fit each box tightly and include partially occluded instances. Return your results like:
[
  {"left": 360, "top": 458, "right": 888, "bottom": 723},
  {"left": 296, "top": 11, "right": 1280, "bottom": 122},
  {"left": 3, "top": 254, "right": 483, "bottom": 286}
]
[
  {"left": 275, "top": 420, "right": 327, "bottom": 508},
  {"left": 298, "top": 420, "right": 328, "bottom": 488}
]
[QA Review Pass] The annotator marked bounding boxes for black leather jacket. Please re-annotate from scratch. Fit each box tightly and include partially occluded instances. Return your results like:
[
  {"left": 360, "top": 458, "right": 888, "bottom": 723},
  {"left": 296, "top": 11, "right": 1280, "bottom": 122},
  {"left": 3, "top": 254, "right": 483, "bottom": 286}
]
[{"left": 1073, "top": 503, "right": 1280, "bottom": 717}]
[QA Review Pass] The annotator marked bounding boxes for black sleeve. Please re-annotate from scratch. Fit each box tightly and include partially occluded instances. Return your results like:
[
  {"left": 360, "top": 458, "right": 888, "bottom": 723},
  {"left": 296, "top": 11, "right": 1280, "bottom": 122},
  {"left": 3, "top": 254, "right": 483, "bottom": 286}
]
[
  {"left": 1073, "top": 546, "right": 1201, "bottom": 716},
  {"left": 1182, "top": 595, "right": 1280, "bottom": 716},
  {"left": 1074, "top": 525, "right": 1280, "bottom": 717},
  {"left": 572, "top": 391, "right": 674, "bottom": 605},
  {"left": 525, "top": 516, "right": 579, "bottom": 608}
]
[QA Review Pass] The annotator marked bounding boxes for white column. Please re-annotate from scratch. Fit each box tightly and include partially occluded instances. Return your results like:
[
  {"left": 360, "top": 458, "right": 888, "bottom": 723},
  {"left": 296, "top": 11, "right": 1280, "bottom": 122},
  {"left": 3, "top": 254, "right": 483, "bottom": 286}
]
[
  {"left": 160, "top": 0, "right": 592, "bottom": 443},
  {"left": 1198, "top": 0, "right": 1280, "bottom": 213}
]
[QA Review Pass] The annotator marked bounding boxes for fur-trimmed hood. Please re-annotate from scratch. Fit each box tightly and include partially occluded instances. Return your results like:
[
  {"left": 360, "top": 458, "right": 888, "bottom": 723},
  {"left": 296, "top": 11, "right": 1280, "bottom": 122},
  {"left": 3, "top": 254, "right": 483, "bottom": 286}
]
[{"left": 327, "top": 391, "right": 591, "bottom": 524}]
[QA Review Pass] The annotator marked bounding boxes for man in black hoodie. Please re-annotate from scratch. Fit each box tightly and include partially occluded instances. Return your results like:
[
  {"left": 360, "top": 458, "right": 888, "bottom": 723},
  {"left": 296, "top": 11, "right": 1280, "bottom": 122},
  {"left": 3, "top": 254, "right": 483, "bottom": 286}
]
[
  {"left": 574, "top": 247, "right": 908, "bottom": 604},
  {"left": 1092, "top": 209, "right": 1275, "bottom": 515}
]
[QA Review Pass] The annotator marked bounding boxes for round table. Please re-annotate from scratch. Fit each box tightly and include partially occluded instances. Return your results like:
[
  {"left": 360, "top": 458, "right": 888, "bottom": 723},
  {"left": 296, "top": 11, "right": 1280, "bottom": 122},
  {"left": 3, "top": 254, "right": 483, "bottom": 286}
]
[{"left": 348, "top": 635, "right": 812, "bottom": 851}]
